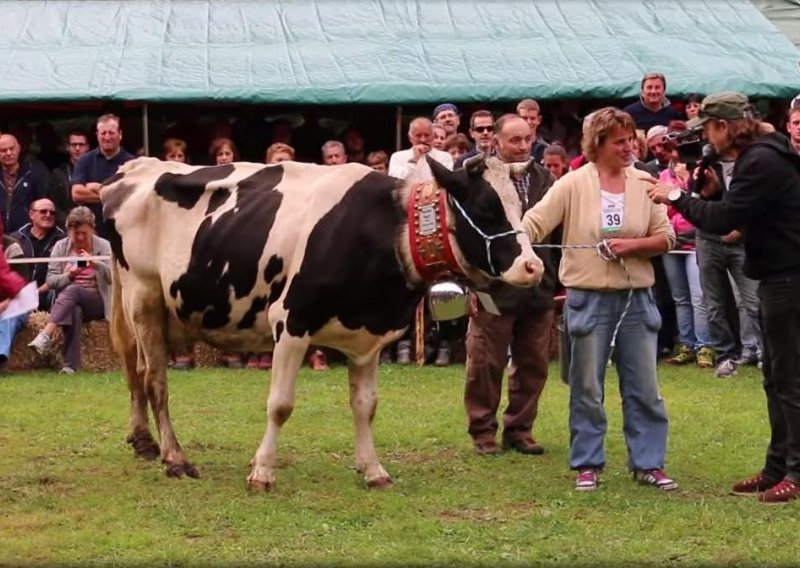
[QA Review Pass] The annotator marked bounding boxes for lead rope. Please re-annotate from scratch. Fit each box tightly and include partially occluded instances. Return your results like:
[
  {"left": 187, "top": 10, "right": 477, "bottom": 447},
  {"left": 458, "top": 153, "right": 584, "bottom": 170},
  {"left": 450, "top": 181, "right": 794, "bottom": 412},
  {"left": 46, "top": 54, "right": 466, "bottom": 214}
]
[{"left": 532, "top": 240, "right": 634, "bottom": 365}]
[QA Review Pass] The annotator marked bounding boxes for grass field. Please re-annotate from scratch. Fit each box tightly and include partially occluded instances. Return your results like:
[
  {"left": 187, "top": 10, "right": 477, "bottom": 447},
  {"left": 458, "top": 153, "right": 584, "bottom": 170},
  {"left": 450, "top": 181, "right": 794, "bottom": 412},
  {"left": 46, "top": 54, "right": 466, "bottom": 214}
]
[{"left": 0, "top": 362, "right": 797, "bottom": 567}]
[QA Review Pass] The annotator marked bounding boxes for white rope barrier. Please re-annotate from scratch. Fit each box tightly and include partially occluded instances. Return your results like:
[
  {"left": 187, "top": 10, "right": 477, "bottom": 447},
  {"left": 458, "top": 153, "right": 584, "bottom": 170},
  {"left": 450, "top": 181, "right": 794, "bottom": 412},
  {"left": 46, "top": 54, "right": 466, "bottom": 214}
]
[{"left": 7, "top": 255, "right": 112, "bottom": 265}]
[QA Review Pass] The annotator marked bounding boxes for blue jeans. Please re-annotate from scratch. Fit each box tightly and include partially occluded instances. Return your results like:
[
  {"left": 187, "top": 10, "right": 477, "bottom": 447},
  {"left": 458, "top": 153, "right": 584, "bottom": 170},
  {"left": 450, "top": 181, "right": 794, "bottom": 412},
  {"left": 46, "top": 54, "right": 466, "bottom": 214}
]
[
  {"left": 696, "top": 236, "right": 762, "bottom": 361},
  {"left": 565, "top": 288, "right": 670, "bottom": 471},
  {"left": 662, "top": 251, "right": 710, "bottom": 349},
  {"left": 0, "top": 312, "right": 29, "bottom": 359}
]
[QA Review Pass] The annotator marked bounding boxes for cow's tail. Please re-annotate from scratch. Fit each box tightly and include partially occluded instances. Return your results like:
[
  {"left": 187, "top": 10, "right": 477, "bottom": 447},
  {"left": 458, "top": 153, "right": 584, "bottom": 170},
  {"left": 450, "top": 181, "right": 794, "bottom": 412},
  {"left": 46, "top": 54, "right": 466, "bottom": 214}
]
[{"left": 109, "top": 259, "right": 131, "bottom": 361}]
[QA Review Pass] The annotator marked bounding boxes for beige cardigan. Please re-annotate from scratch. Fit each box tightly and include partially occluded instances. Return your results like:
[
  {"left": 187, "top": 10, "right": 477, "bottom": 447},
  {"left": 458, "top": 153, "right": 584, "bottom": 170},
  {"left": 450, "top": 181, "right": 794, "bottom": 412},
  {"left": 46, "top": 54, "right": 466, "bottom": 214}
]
[{"left": 522, "top": 163, "right": 675, "bottom": 291}]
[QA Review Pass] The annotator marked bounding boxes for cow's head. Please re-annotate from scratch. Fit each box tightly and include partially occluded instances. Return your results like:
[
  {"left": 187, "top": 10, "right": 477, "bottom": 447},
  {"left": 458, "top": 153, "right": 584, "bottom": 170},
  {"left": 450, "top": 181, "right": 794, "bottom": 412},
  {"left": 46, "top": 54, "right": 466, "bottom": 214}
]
[{"left": 423, "top": 153, "right": 543, "bottom": 287}]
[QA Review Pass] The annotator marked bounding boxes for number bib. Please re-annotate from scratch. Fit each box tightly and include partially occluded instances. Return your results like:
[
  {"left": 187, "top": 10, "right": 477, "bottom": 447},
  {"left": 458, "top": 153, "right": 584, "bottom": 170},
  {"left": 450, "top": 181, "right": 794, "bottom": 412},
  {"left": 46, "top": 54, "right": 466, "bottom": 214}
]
[{"left": 600, "top": 190, "right": 625, "bottom": 235}]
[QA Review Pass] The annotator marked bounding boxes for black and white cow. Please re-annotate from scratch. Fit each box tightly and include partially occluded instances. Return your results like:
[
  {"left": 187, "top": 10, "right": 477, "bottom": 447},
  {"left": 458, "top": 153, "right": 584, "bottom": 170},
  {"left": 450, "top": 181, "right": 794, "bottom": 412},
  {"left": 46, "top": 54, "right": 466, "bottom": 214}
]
[{"left": 101, "top": 154, "right": 543, "bottom": 490}]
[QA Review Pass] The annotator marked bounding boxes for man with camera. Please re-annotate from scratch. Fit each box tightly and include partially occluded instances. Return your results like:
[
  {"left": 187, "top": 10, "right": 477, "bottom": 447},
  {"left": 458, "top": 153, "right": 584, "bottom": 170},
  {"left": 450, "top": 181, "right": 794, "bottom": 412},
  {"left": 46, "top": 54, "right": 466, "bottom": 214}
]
[{"left": 648, "top": 91, "right": 800, "bottom": 503}]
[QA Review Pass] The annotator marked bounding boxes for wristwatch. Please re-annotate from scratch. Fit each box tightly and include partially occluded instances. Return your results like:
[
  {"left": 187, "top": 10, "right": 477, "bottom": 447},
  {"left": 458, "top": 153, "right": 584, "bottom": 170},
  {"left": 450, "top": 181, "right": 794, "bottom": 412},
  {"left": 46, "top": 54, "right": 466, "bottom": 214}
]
[{"left": 667, "top": 189, "right": 683, "bottom": 203}]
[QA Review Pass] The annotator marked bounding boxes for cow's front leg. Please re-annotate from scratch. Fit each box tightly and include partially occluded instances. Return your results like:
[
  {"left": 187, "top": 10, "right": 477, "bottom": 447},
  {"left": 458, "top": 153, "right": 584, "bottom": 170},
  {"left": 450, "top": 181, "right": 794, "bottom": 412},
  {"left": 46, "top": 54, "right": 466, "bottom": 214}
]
[
  {"left": 348, "top": 353, "right": 392, "bottom": 489},
  {"left": 247, "top": 335, "right": 306, "bottom": 491}
]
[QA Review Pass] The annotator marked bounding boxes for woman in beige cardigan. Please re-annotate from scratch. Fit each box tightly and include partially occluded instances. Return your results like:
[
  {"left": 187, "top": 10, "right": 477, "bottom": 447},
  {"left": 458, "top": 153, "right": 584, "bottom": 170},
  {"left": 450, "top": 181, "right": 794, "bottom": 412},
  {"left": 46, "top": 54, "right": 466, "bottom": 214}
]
[{"left": 522, "top": 108, "right": 677, "bottom": 492}]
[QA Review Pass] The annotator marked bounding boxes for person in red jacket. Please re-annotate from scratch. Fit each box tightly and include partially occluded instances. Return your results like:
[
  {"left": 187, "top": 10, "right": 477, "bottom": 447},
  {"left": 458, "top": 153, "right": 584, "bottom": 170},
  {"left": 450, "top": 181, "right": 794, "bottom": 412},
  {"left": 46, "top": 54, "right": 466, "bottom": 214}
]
[{"left": 0, "top": 217, "right": 26, "bottom": 300}]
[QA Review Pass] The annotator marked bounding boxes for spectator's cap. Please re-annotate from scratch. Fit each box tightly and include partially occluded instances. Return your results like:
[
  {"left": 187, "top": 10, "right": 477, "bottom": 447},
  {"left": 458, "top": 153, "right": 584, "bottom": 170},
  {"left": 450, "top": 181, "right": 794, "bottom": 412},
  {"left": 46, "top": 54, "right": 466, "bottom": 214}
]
[
  {"left": 646, "top": 125, "right": 668, "bottom": 144},
  {"left": 686, "top": 91, "right": 750, "bottom": 130},
  {"left": 432, "top": 103, "right": 459, "bottom": 119}
]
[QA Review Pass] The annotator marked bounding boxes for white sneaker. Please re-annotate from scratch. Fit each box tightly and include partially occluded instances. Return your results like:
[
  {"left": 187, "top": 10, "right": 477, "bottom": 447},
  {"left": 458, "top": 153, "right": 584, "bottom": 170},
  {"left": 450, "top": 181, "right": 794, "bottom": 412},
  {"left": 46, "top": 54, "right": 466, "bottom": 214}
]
[
  {"left": 715, "top": 359, "right": 738, "bottom": 379},
  {"left": 27, "top": 332, "right": 52, "bottom": 356},
  {"left": 59, "top": 366, "right": 75, "bottom": 375}
]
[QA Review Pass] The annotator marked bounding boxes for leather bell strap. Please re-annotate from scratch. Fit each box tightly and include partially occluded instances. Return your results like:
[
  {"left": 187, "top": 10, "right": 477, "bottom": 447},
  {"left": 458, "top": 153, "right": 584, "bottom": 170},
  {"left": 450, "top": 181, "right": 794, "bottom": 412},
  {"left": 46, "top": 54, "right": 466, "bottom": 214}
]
[{"left": 406, "top": 181, "right": 463, "bottom": 281}]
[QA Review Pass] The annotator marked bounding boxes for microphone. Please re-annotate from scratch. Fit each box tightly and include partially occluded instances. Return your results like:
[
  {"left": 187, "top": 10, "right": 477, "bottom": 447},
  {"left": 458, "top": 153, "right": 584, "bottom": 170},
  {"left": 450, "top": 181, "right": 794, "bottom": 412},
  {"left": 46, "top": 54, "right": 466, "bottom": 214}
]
[{"left": 693, "top": 144, "right": 718, "bottom": 195}]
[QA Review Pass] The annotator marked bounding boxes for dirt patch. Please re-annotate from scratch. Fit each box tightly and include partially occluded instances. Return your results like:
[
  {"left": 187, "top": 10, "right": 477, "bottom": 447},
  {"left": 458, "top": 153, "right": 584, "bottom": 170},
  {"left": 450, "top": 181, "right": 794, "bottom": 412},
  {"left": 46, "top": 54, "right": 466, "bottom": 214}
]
[{"left": 385, "top": 448, "right": 462, "bottom": 465}]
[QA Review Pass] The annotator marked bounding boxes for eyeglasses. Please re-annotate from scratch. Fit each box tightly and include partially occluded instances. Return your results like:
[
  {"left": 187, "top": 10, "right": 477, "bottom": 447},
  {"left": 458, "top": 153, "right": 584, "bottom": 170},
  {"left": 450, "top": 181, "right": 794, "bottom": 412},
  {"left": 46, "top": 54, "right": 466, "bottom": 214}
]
[
  {"left": 472, "top": 126, "right": 493, "bottom": 133},
  {"left": 31, "top": 209, "right": 56, "bottom": 215}
]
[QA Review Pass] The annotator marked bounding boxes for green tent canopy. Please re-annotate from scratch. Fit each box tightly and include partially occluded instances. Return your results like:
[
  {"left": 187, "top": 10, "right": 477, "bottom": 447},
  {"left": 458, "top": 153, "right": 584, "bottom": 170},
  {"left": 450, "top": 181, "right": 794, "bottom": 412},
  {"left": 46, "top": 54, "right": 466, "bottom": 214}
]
[{"left": 1, "top": 0, "right": 799, "bottom": 104}]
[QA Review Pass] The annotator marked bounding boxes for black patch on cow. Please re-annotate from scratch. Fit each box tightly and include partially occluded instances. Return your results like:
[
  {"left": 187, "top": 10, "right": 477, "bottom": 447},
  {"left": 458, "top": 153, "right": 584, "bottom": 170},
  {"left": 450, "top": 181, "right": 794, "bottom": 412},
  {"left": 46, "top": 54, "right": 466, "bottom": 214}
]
[
  {"left": 283, "top": 171, "right": 424, "bottom": 338},
  {"left": 154, "top": 165, "right": 235, "bottom": 210},
  {"left": 169, "top": 281, "right": 178, "bottom": 299},
  {"left": 170, "top": 165, "right": 284, "bottom": 328},
  {"left": 268, "top": 276, "right": 286, "bottom": 306},
  {"left": 238, "top": 295, "right": 268, "bottom": 329},
  {"left": 101, "top": 180, "right": 137, "bottom": 221},
  {"left": 206, "top": 188, "right": 231, "bottom": 215},
  {"left": 105, "top": 218, "right": 129, "bottom": 270},
  {"left": 275, "top": 321, "right": 285, "bottom": 343},
  {"left": 263, "top": 255, "right": 284, "bottom": 283}
]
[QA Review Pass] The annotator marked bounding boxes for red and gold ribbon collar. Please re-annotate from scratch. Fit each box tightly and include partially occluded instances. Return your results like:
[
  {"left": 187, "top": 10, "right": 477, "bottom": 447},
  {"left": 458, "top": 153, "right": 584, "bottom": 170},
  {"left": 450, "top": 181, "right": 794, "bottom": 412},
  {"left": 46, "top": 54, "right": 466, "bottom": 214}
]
[{"left": 406, "top": 181, "right": 463, "bottom": 281}]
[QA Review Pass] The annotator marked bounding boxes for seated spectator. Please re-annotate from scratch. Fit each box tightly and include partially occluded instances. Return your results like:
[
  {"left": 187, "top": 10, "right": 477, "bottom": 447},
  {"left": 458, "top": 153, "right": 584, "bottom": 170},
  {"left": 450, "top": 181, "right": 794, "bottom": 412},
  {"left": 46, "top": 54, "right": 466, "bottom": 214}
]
[
  {"left": 542, "top": 144, "right": 569, "bottom": 180},
  {"left": 366, "top": 151, "right": 389, "bottom": 174},
  {"left": 444, "top": 133, "right": 471, "bottom": 164},
  {"left": 266, "top": 143, "right": 295, "bottom": 164},
  {"left": 210, "top": 137, "right": 239, "bottom": 165},
  {"left": 28, "top": 206, "right": 112, "bottom": 375},
  {"left": 10, "top": 198, "right": 65, "bottom": 311},
  {"left": 164, "top": 138, "right": 189, "bottom": 163},
  {"left": 0, "top": 233, "right": 33, "bottom": 371}
]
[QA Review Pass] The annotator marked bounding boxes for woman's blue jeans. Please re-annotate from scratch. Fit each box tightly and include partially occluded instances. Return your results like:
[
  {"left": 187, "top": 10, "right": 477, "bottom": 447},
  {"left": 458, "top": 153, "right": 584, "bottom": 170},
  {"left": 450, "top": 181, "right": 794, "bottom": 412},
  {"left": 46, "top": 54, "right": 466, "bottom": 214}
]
[
  {"left": 662, "top": 251, "right": 710, "bottom": 350},
  {"left": 565, "top": 288, "right": 670, "bottom": 471}
]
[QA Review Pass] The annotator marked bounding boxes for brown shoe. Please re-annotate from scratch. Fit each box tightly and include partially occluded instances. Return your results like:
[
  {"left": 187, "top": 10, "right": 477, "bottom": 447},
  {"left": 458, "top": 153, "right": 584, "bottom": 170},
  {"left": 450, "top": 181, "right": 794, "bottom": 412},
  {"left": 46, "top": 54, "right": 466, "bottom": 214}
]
[
  {"left": 309, "top": 350, "right": 330, "bottom": 371},
  {"left": 473, "top": 439, "right": 501, "bottom": 456},
  {"left": 757, "top": 478, "right": 800, "bottom": 504},
  {"left": 731, "top": 472, "right": 780, "bottom": 496},
  {"left": 502, "top": 436, "right": 545, "bottom": 455}
]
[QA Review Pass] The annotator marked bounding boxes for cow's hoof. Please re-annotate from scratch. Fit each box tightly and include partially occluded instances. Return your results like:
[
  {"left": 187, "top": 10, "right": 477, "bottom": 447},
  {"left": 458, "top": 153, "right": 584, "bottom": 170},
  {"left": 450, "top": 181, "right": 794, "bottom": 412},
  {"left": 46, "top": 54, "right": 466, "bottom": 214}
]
[
  {"left": 165, "top": 462, "right": 200, "bottom": 479},
  {"left": 246, "top": 478, "right": 274, "bottom": 492},
  {"left": 126, "top": 434, "right": 160, "bottom": 461},
  {"left": 366, "top": 476, "right": 393, "bottom": 489}
]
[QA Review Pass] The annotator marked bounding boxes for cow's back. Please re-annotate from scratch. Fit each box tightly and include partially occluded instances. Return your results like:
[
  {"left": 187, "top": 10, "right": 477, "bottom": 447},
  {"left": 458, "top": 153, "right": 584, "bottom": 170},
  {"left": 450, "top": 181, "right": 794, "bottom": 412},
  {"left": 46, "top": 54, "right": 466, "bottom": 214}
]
[{"left": 102, "top": 157, "right": 412, "bottom": 351}]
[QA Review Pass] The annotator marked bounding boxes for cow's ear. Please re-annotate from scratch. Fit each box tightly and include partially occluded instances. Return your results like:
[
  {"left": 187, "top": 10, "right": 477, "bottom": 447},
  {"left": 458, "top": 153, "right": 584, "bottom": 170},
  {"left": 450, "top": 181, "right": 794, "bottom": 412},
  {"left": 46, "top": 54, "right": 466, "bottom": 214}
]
[
  {"left": 463, "top": 152, "right": 487, "bottom": 179},
  {"left": 427, "top": 154, "right": 469, "bottom": 201}
]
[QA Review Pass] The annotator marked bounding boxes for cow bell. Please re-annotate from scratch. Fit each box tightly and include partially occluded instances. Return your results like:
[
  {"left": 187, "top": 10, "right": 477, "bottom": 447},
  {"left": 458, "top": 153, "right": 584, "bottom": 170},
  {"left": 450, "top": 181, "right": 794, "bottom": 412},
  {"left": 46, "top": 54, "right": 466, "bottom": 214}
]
[{"left": 427, "top": 281, "right": 469, "bottom": 321}]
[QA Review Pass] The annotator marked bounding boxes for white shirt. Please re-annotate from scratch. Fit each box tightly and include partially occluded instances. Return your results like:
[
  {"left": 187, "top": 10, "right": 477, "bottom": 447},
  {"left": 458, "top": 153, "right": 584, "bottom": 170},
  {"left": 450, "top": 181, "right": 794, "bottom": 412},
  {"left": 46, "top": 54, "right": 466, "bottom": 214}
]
[{"left": 387, "top": 148, "right": 454, "bottom": 179}]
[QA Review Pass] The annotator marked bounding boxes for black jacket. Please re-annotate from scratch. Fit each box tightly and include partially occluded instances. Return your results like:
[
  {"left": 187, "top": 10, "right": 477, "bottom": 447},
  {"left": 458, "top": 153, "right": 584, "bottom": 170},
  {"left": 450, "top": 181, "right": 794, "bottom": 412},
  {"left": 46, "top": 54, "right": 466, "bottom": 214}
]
[
  {"left": 673, "top": 132, "right": 800, "bottom": 281},
  {"left": 479, "top": 162, "right": 558, "bottom": 314}
]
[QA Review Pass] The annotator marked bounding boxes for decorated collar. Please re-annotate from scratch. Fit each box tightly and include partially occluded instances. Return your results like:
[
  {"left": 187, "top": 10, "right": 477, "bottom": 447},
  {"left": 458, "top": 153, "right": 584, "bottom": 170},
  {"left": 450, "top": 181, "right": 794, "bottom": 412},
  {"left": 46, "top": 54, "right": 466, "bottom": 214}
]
[{"left": 406, "top": 181, "right": 463, "bottom": 282}]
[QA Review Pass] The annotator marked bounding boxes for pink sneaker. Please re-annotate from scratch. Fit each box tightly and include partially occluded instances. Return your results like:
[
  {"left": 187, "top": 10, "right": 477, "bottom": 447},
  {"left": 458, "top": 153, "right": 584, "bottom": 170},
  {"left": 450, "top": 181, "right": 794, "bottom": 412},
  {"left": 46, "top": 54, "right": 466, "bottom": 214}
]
[
  {"left": 634, "top": 468, "right": 678, "bottom": 491},
  {"left": 575, "top": 469, "right": 599, "bottom": 491}
]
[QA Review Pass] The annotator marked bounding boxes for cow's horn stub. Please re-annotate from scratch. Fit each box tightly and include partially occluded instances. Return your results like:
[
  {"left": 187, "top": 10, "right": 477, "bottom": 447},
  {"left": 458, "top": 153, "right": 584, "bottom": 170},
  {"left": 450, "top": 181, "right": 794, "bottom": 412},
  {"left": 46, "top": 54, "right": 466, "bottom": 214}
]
[{"left": 463, "top": 152, "right": 487, "bottom": 177}]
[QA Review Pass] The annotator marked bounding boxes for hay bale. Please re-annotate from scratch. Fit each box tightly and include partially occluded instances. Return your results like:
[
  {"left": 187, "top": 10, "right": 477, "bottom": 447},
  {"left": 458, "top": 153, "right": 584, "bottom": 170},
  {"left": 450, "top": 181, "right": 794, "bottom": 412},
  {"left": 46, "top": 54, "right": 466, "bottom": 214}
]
[
  {"left": 9, "top": 312, "right": 119, "bottom": 372},
  {"left": 193, "top": 342, "right": 223, "bottom": 368}
]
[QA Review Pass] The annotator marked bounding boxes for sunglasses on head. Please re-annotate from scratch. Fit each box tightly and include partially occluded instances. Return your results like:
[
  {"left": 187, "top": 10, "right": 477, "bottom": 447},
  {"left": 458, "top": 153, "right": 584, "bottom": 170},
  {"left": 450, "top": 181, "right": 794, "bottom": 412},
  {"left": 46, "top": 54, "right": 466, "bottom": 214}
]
[{"left": 472, "top": 126, "right": 493, "bottom": 133}]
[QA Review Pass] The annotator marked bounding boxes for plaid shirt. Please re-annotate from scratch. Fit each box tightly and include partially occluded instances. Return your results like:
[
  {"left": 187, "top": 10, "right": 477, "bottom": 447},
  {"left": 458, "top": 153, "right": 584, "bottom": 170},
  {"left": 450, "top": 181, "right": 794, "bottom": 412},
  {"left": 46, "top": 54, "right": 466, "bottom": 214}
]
[{"left": 512, "top": 172, "right": 531, "bottom": 212}]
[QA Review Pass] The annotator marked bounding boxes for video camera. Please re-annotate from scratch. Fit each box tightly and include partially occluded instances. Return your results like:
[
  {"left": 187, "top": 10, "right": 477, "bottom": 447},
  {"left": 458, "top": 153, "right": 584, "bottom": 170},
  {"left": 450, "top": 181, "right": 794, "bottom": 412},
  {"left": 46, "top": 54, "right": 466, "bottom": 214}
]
[{"left": 664, "top": 127, "right": 704, "bottom": 170}]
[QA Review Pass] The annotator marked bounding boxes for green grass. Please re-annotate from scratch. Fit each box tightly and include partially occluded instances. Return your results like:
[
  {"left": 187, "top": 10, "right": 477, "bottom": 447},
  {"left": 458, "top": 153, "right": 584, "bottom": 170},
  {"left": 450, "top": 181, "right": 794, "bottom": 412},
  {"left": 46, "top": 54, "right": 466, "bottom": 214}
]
[{"left": 0, "top": 362, "right": 796, "bottom": 567}]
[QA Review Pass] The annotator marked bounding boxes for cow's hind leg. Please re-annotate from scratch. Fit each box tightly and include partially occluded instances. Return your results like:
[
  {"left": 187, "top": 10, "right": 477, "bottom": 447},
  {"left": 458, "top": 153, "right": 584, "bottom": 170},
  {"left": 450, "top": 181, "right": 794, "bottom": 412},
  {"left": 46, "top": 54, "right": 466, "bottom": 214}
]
[
  {"left": 247, "top": 334, "right": 306, "bottom": 491},
  {"left": 124, "top": 279, "right": 198, "bottom": 479},
  {"left": 349, "top": 353, "right": 392, "bottom": 489},
  {"left": 111, "top": 264, "right": 159, "bottom": 460}
]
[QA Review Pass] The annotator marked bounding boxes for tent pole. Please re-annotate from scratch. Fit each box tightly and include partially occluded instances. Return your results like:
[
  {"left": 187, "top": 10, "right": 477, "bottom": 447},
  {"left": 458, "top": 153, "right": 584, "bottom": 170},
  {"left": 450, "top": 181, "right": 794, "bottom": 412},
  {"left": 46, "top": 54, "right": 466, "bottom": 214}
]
[
  {"left": 395, "top": 105, "right": 402, "bottom": 152},
  {"left": 142, "top": 103, "right": 150, "bottom": 156}
]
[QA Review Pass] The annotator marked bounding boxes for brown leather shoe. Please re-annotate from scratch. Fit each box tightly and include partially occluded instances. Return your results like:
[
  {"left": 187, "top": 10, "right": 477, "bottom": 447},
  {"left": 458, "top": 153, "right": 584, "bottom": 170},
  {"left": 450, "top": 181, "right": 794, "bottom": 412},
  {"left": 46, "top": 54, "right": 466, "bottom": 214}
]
[
  {"left": 473, "top": 439, "right": 501, "bottom": 456},
  {"left": 502, "top": 436, "right": 545, "bottom": 455},
  {"left": 731, "top": 472, "right": 780, "bottom": 496}
]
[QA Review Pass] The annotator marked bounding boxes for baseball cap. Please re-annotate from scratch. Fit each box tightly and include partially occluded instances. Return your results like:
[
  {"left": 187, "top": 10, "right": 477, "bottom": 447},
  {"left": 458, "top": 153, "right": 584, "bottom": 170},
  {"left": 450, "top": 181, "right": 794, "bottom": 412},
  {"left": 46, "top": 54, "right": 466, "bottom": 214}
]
[
  {"left": 646, "top": 125, "right": 668, "bottom": 144},
  {"left": 432, "top": 103, "right": 459, "bottom": 119},
  {"left": 686, "top": 91, "right": 751, "bottom": 130}
]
